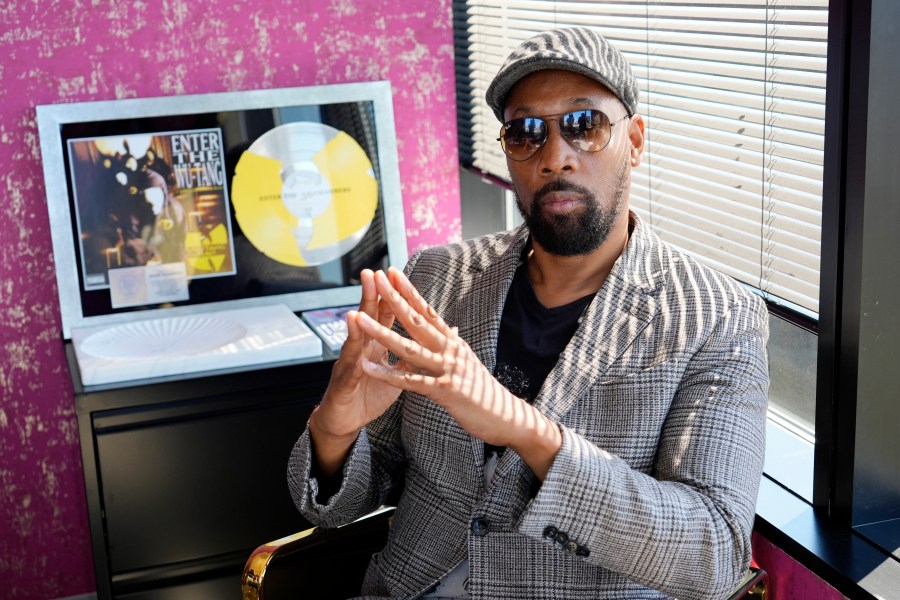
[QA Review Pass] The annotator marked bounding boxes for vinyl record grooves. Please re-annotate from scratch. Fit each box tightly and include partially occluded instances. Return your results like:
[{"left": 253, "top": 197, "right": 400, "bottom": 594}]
[{"left": 232, "top": 122, "right": 378, "bottom": 267}]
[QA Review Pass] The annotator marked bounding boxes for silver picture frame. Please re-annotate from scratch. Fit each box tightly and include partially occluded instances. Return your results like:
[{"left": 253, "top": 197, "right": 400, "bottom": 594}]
[{"left": 37, "top": 81, "right": 407, "bottom": 339}]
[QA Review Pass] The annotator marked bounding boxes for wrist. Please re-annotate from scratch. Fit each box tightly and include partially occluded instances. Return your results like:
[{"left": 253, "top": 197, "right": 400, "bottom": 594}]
[
  {"left": 309, "top": 404, "right": 362, "bottom": 441},
  {"left": 308, "top": 405, "right": 361, "bottom": 480},
  {"left": 509, "top": 407, "right": 562, "bottom": 480}
]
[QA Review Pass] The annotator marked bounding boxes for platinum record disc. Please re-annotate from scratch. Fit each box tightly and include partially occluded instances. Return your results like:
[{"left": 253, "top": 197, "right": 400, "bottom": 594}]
[{"left": 231, "top": 121, "right": 378, "bottom": 267}]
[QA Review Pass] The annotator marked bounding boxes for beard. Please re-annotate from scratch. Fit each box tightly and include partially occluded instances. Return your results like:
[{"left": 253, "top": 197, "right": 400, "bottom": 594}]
[{"left": 514, "top": 154, "right": 630, "bottom": 256}]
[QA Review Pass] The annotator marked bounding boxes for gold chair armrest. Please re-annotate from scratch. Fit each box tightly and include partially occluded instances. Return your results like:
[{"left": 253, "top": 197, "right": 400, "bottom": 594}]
[
  {"left": 241, "top": 505, "right": 395, "bottom": 600},
  {"left": 727, "top": 566, "right": 769, "bottom": 599},
  {"left": 242, "top": 525, "right": 318, "bottom": 600}
]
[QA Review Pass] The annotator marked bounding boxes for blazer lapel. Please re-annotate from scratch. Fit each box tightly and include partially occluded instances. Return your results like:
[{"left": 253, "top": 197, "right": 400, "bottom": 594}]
[
  {"left": 493, "top": 282, "right": 660, "bottom": 481},
  {"left": 454, "top": 226, "right": 529, "bottom": 473},
  {"left": 455, "top": 225, "right": 529, "bottom": 372},
  {"left": 533, "top": 213, "right": 667, "bottom": 423}
]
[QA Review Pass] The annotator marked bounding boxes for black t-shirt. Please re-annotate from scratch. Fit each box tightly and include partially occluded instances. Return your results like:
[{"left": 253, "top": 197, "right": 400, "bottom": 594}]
[
  {"left": 487, "top": 264, "right": 595, "bottom": 465},
  {"left": 494, "top": 264, "right": 595, "bottom": 404}
]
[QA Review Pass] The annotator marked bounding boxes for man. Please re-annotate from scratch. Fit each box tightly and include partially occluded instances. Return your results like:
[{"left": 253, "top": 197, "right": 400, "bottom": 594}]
[{"left": 289, "top": 27, "right": 769, "bottom": 600}]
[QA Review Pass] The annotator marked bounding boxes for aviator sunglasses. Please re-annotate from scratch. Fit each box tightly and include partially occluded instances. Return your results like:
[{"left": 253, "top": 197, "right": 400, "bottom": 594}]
[{"left": 498, "top": 109, "right": 629, "bottom": 161}]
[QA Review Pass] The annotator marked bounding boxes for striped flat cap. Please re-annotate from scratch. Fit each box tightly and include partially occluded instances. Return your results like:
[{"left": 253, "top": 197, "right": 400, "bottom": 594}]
[{"left": 485, "top": 27, "right": 639, "bottom": 122}]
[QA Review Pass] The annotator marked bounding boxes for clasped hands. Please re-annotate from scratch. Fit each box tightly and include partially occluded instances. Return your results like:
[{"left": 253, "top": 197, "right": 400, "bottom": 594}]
[{"left": 309, "top": 267, "right": 562, "bottom": 480}]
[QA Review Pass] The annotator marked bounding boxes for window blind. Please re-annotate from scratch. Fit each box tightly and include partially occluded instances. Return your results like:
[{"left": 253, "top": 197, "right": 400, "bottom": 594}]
[{"left": 454, "top": 0, "right": 827, "bottom": 316}]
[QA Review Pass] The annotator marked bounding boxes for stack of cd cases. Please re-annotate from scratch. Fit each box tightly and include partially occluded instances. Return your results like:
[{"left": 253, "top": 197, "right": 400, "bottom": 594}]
[{"left": 302, "top": 304, "right": 357, "bottom": 352}]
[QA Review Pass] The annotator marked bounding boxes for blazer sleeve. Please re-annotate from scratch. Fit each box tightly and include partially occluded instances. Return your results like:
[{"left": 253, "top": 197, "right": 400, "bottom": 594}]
[
  {"left": 287, "top": 400, "right": 406, "bottom": 528},
  {"left": 287, "top": 251, "right": 426, "bottom": 528},
  {"left": 517, "top": 292, "right": 769, "bottom": 600}
]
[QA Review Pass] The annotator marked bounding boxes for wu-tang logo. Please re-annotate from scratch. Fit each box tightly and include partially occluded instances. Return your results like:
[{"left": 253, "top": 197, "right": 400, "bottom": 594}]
[{"left": 185, "top": 224, "right": 229, "bottom": 273}]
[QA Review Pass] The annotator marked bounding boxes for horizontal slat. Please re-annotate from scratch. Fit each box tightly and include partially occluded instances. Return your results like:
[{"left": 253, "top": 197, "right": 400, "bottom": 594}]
[
  {"left": 649, "top": 129, "right": 823, "bottom": 180},
  {"left": 652, "top": 217, "right": 820, "bottom": 296},
  {"left": 646, "top": 79, "right": 825, "bottom": 120},
  {"left": 631, "top": 182, "right": 819, "bottom": 253},
  {"left": 632, "top": 171, "right": 764, "bottom": 218},
  {"left": 644, "top": 54, "right": 827, "bottom": 89},
  {"left": 646, "top": 104, "right": 825, "bottom": 152},
  {"left": 639, "top": 187, "right": 822, "bottom": 260},
  {"left": 648, "top": 5, "right": 828, "bottom": 26},
  {"left": 652, "top": 215, "right": 765, "bottom": 275},
  {"left": 627, "top": 212, "right": 821, "bottom": 293},
  {"left": 642, "top": 86, "right": 824, "bottom": 133},
  {"left": 647, "top": 67, "right": 826, "bottom": 105},
  {"left": 649, "top": 115, "right": 824, "bottom": 163},
  {"left": 639, "top": 42, "right": 826, "bottom": 71},
  {"left": 631, "top": 190, "right": 820, "bottom": 289},
  {"left": 648, "top": 147, "right": 823, "bottom": 197},
  {"left": 638, "top": 161, "right": 823, "bottom": 217}
]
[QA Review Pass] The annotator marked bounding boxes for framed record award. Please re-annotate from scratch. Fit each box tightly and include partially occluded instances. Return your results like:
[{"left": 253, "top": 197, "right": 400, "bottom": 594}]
[{"left": 37, "top": 82, "right": 407, "bottom": 339}]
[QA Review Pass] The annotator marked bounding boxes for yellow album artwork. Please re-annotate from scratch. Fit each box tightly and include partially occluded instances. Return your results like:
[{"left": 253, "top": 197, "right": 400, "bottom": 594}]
[
  {"left": 231, "top": 122, "right": 378, "bottom": 267},
  {"left": 68, "top": 128, "right": 237, "bottom": 291}
]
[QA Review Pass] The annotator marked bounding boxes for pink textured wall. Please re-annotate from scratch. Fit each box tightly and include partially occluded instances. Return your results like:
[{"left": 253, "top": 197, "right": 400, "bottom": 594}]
[
  {"left": 752, "top": 532, "right": 849, "bottom": 599},
  {"left": 0, "top": 1, "right": 459, "bottom": 597}
]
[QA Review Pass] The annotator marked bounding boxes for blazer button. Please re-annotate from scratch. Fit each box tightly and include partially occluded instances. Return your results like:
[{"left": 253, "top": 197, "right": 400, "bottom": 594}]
[
  {"left": 576, "top": 545, "right": 590, "bottom": 558},
  {"left": 542, "top": 526, "right": 558, "bottom": 542},
  {"left": 564, "top": 540, "right": 579, "bottom": 554},
  {"left": 471, "top": 516, "right": 490, "bottom": 537},
  {"left": 553, "top": 531, "right": 569, "bottom": 548}
]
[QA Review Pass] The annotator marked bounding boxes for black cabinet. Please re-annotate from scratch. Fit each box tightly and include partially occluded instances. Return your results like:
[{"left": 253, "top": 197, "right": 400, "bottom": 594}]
[{"left": 67, "top": 344, "right": 336, "bottom": 599}]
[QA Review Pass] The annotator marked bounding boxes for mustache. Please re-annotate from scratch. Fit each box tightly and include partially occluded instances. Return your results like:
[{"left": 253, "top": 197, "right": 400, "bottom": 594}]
[{"left": 532, "top": 179, "right": 595, "bottom": 204}]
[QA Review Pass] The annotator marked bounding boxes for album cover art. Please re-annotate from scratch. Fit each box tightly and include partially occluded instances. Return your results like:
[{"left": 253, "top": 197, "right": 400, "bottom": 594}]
[{"left": 68, "top": 128, "right": 237, "bottom": 291}]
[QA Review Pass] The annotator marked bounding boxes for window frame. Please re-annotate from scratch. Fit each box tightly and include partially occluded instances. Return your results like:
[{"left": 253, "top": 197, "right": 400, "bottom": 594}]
[{"left": 808, "top": 0, "right": 900, "bottom": 574}]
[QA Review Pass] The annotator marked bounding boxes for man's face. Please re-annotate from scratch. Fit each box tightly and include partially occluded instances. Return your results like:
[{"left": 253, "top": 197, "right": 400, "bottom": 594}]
[{"left": 503, "top": 69, "right": 642, "bottom": 256}]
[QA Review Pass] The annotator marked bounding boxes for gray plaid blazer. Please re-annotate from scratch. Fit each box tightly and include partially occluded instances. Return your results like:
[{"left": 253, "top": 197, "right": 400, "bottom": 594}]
[{"left": 288, "top": 212, "right": 769, "bottom": 600}]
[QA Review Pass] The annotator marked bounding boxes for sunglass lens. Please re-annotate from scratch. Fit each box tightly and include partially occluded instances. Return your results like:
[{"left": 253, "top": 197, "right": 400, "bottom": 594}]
[
  {"left": 559, "top": 110, "right": 611, "bottom": 152},
  {"left": 502, "top": 117, "right": 547, "bottom": 160}
]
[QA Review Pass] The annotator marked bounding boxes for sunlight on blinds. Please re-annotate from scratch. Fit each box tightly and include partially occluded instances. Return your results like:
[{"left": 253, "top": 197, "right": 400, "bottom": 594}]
[{"left": 454, "top": 0, "right": 827, "bottom": 316}]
